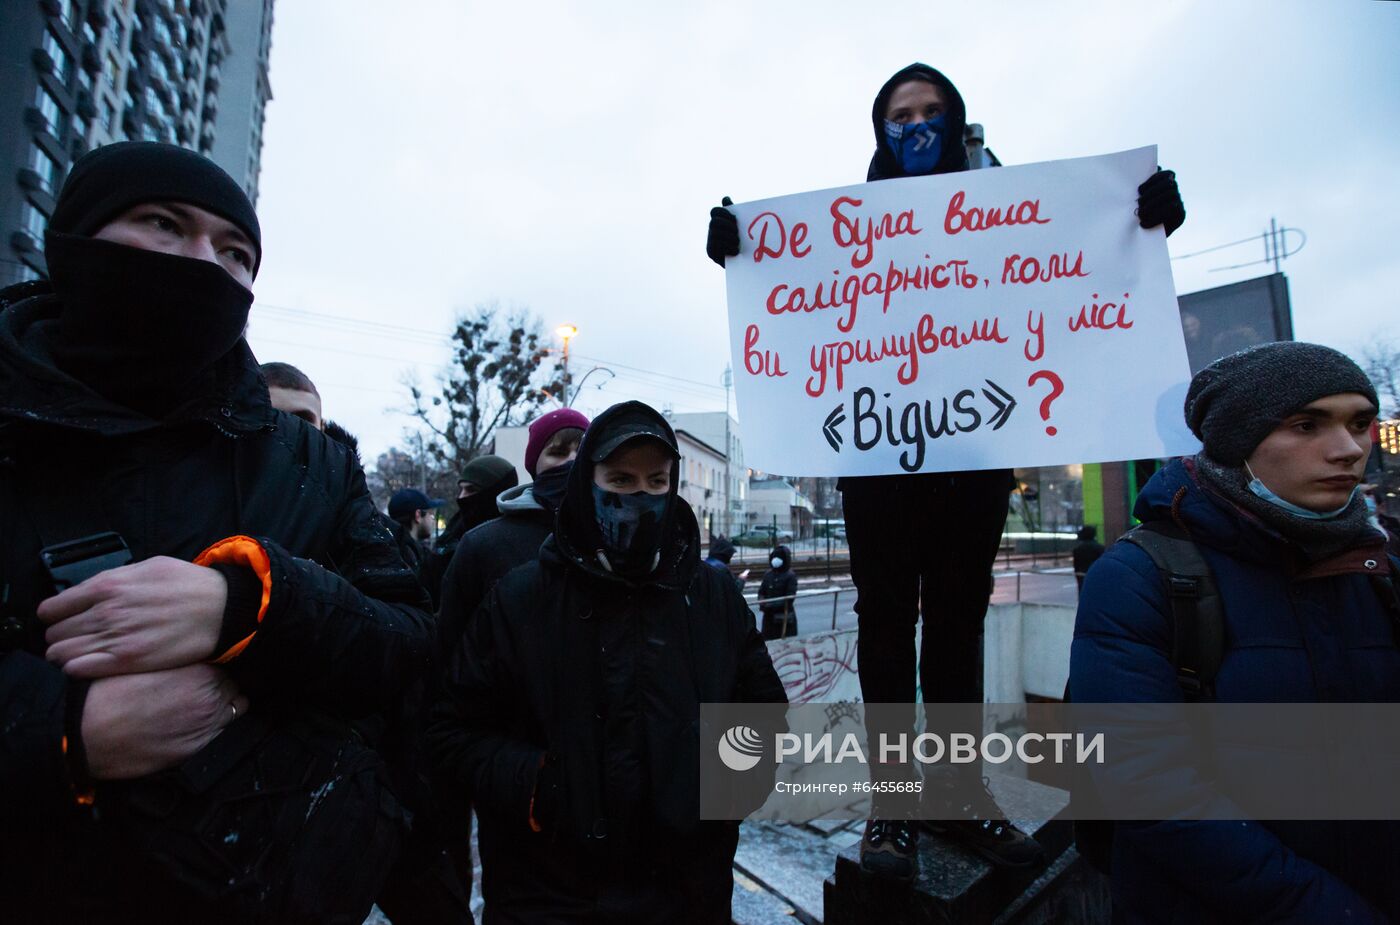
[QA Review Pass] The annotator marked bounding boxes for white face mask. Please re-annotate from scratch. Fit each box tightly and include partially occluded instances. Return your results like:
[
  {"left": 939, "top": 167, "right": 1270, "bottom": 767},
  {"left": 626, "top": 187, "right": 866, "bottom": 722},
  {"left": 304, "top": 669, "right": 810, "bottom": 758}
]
[{"left": 771, "top": 557, "right": 785, "bottom": 569}]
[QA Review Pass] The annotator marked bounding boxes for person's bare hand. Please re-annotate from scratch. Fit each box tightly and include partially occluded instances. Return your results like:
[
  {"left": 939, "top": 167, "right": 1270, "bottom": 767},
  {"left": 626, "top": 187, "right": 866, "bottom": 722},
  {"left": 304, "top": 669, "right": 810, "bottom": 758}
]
[
  {"left": 80, "top": 663, "right": 248, "bottom": 780},
  {"left": 39, "top": 556, "right": 227, "bottom": 678}
]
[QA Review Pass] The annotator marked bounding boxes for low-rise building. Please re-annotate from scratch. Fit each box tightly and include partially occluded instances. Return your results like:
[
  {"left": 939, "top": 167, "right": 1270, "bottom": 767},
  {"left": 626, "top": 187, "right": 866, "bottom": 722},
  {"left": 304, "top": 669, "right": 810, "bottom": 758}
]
[
  {"left": 674, "top": 428, "right": 727, "bottom": 540},
  {"left": 668, "top": 411, "right": 747, "bottom": 536},
  {"left": 746, "top": 476, "right": 815, "bottom": 540}
]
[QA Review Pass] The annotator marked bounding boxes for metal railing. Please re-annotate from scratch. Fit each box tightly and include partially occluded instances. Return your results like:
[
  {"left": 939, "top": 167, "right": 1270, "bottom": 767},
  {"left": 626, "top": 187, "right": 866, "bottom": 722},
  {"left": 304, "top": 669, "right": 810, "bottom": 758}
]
[
  {"left": 748, "top": 587, "right": 848, "bottom": 634},
  {"left": 743, "top": 559, "right": 1079, "bottom": 641}
]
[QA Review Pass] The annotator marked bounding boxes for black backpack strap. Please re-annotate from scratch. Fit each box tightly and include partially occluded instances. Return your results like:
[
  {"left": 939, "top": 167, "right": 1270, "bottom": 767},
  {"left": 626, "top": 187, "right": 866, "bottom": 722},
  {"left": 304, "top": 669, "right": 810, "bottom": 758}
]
[{"left": 1121, "top": 521, "right": 1224, "bottom": 701}]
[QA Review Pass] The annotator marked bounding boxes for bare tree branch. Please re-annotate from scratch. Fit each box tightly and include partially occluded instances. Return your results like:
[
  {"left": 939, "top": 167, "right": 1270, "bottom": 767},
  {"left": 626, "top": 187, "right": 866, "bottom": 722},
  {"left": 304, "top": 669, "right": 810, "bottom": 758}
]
[
  {"left": 398, "top": 302, "right": 566, "bottom": 476},
  {"left": 1360, "top": 338, "right": 1400, "bottom": 418}
]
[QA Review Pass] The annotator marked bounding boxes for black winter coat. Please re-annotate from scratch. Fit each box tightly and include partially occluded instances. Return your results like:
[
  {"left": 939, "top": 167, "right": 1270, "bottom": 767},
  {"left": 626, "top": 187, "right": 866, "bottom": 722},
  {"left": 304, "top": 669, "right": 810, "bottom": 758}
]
[
  {"left": 429, "top": 402, "right": 786, "bottom": 924},
  {"left": 757, "top": 547, "right": 797, "bottom": 617},
  {"left": 0, "top": 283, "right": 434, "bottom": 921},
  {"left": 437, "top": 482, "right": 555, "bottom": 653}
]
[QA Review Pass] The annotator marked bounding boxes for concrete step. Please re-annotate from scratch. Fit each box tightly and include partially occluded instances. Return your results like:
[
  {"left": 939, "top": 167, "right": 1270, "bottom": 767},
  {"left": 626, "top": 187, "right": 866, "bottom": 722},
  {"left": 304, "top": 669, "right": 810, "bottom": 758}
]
[{"left": 825, "top": 774, "right": 1076, "bottom": 925}]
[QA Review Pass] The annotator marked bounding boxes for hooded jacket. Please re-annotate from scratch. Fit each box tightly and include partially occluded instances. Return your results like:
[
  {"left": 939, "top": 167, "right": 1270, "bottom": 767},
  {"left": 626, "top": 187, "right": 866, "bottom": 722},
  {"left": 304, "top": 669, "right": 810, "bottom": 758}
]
[
  {"left": 703, "top": 536, "right": 744, "bottom": 593},
  {"left": 427, "top": 402, "right": 786, "bottom": 923},
  {"left": 437, "top": 478, "right": 559, "bottom": 653},
  {"left": 1070, "top": 458, "right": 1400, "bottom": 923},
  {"left": 705, "top": 536, "right": 737, "bottom": 568},
  {"left": 0, "top": 282, "right": 434, "bottom": 920},
  {"left": 758, "top": 545, "right": 798, "bottom": 617},
  {"left": 866, "top": 63, "right": 970, "bottom": 181}
]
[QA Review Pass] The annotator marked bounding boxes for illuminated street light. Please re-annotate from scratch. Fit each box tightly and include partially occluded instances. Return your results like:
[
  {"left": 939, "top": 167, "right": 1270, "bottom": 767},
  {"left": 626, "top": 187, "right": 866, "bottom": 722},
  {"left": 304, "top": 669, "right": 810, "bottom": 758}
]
[{"left": 556, "top": 324, "right": 578, "bottom": 403}]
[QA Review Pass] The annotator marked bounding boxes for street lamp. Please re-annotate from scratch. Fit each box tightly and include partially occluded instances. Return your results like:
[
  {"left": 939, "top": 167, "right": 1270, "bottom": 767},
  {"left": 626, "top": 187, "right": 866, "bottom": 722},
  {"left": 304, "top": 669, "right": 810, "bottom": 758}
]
[
  {"left": 567, "top": 366, "right": 614, "bottom": 407},
  {"left": 555, "top": 323, "right": 578, "bottom": 403}
]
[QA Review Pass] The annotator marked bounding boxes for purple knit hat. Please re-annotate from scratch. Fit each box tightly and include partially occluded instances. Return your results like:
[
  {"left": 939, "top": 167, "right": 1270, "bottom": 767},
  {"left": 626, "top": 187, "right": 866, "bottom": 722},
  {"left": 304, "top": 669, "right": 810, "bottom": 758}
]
[{"left": 525, "top": 408, "right": 590, "bottom": 476}]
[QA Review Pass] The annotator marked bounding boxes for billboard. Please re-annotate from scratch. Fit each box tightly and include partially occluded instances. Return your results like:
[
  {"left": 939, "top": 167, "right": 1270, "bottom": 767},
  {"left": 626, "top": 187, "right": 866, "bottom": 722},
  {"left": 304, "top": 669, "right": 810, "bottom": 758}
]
[{"left": 1176, "top": 273, "right": 1294, "bottom": 375}]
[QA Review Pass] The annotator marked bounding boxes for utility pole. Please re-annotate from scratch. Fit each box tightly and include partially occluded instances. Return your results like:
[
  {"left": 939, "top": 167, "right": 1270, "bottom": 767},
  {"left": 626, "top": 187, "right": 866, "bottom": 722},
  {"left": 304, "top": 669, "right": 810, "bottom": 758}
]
[
  {"left": 723, "top": 365, "right": 733, "bottom": 538},
  {"left": 1267, "top": 217, "right": 1283, "bottom": 274}
]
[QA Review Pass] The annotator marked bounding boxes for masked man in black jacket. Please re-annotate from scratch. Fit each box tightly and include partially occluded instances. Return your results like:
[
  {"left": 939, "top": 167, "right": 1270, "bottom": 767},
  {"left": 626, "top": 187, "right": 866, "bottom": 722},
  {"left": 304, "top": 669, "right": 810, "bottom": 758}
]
[
  {"left": 706, "top": 63, "right": 1185, "bottom": 881},
  {"left": 429, "top": 401, "right": 787, "bottom": 924},
  {"left": 0, "top": 143, "right": 433, "bottom": 924}
]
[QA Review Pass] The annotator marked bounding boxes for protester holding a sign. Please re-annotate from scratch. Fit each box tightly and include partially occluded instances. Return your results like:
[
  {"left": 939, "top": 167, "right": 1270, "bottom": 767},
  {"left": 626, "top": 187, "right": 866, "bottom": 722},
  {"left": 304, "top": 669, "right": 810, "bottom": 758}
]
[
  {"left": 1069, "top": 342, "right": 1399, "bottom": 923},
  {"left": 707, "top": 61, "right": 1187, "bottom": 882}
]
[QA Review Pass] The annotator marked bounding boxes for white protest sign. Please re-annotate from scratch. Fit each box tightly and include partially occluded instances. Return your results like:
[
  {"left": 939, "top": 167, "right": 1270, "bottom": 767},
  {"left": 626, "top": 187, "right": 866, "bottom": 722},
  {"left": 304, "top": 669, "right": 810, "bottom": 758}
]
[{"left": 724, "top": 146, "right": 1199, "bottom": 476}]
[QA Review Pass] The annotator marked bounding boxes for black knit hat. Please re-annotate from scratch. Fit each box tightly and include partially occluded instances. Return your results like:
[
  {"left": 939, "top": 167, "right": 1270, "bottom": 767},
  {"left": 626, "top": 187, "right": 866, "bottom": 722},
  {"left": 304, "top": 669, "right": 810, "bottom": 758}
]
[
  {"left": 1184, "top": 341, "right": 1378, "bottom": 466},
  {"left": 48, "top": 142, "right": 261, "bottom": 275}
]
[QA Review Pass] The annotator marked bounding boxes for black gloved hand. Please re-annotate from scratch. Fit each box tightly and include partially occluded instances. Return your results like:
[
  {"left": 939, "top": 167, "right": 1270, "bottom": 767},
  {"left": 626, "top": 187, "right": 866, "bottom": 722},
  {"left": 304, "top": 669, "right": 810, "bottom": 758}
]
[
  {"left": 707, "top": 196, "right": 740, "bottom": 267},
  {"left": 1137, "top": 168, "right": 1185, "bottom": 237}
]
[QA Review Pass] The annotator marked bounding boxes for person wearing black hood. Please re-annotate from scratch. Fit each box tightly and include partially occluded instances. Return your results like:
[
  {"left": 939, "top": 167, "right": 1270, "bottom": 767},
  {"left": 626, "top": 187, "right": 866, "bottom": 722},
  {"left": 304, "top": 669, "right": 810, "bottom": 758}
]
[
  {"left": 432, "top": 409, "right": 589, "bottom": 895},
  {"left": 757, "top": 545, "right": 799, "bottom": 639},
  {"left": 0, "top": 143, "right": 433, "bottom": 923},
  {"left": 706, "top": 63, "right": 1185, "bottom": 880},
  {"left": 428, "top": 401, "right": 787, "bottom": 924},
  {"left": 703, "top": 535, "right": 745, "bottom": 593}
]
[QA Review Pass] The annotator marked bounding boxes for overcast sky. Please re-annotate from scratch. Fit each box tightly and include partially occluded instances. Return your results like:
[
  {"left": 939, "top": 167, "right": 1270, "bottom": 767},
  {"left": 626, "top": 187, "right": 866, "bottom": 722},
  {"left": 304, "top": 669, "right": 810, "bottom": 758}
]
[{"left": 245, "top": 0, "right": 1400, "bottom": 467}]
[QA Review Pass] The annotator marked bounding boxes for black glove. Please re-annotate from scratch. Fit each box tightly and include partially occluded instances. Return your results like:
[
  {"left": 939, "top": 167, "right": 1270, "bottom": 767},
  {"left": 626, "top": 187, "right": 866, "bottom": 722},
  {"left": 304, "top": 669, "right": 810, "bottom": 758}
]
[
  {"left": 1137, "top": 167, "right": 1185, "bottom": 237},
  {"left": 706, "top": 196, "right": 740, "bottom": 267}
]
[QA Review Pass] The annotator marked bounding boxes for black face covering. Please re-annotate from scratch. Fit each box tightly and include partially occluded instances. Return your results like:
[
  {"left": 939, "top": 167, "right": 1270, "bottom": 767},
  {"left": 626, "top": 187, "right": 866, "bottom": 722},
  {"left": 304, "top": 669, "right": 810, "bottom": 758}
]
[
  {"left": 531, "top": 461, "right": 572, "bottom": 512},
  {"left": 44, "top": 232, "right": 253, "bottom": 416},
  {"left": 456, "top": 489, "right": 501, "bottom": 533},
  {"left": 592, "top": 483, "right": 672, "bottom": 577}
]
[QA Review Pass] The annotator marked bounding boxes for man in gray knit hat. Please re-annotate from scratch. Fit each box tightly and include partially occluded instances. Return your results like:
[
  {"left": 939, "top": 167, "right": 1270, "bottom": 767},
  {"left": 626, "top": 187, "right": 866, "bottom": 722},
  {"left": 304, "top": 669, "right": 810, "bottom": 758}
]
[
  {"left": 1068, "top": 341, "right": 1399, "bottom": 922},
  {"left": 1184, "top": 341, "right": 1382, "bottom": 558}
]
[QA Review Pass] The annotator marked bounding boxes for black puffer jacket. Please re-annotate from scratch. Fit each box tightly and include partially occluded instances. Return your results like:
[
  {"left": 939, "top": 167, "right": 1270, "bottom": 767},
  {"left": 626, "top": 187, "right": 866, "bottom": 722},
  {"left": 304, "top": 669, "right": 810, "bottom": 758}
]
[
  {"left": 429, "top": 402, "right": 786, "bottom": 924},
  {"left": 437, "top": 479, "right": 556, "bottom": 652},
  {"left": 0, "top": 283, "right": 434, "bottom": 920}
]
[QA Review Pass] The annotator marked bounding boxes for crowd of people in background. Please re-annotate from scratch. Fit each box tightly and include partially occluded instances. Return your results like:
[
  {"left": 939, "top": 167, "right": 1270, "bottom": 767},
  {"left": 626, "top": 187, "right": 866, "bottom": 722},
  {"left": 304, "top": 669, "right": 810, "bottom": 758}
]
[{"left": 1, "top": 56, "right": 1396, "bottom": 925}]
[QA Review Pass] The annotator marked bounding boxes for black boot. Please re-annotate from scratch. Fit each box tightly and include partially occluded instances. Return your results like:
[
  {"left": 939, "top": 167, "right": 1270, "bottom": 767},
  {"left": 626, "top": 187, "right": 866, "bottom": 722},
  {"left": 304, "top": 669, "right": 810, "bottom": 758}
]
[
  {"left": 923, "top": 770, "right": 1045, "bottom": 869},
  {"left": 859, "top": 819, "right": 918, "bottom": 882}
]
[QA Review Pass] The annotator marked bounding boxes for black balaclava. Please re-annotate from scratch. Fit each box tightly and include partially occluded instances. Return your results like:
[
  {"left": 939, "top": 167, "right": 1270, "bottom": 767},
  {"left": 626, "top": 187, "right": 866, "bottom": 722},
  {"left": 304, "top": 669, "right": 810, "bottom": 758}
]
[
  {"left": 48, "top": 142, "right": 261, "bottom": 270},
  {"left": 457, "top": 467, "right": 520, "bottom": 533},
  {"left": 867, "top": 63, "right": 969, "bottom": 182},
  {"left": 558, "top": 401, "right": 681, "bottom": 579},
  {"left": 41, "top": 142, "right": 263, "bottom": 416}
]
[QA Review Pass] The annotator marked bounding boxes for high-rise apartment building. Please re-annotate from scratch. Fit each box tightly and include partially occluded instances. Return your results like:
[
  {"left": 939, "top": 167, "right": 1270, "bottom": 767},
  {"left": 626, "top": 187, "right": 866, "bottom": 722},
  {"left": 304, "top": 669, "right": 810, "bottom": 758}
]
[{"left": 0, "top": 0, "right": 275, "bottom": 286}]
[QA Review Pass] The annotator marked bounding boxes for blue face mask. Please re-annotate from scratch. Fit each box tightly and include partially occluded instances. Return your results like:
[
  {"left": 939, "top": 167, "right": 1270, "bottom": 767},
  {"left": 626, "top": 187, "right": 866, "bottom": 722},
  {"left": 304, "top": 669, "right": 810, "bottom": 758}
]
[
  {"left": 1244, "top": 462, "right": 1357, "bottom": 520},
  {"left": 592, "top": 483, "right": 669, "bottom": 570},
  {"left": 884, "top": 114, "right": 947, "bottom": 176}
]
